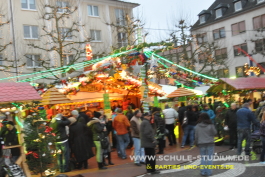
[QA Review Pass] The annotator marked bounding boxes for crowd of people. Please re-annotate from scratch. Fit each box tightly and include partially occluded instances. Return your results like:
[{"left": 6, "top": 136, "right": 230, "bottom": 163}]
[{"left": 2, "top": 97, "right": 265, "bottom": 176}]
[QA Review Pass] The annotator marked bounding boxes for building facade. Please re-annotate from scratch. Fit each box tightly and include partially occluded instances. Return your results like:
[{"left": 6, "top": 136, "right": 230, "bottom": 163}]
[
  {"left": 0, "top": 0, "right": 138, "bottom": 82},
  {"left": 191, "top": 0, "right": 265, "bottom": 78}
]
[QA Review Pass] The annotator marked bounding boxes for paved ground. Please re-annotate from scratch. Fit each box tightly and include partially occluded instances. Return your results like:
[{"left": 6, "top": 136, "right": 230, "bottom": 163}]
[
  {"left": 57, "top": 145, "right": 229, "bottom": 177},
  {"left": 137, "top": 149, "right": 265, "bottom": 177}
]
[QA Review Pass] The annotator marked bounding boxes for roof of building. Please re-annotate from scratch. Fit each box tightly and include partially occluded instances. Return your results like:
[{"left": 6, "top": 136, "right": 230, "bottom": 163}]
[
  {"left": 207, "top": 77, "right": 265, "bottom": 93},
  {"left": 109, "top": 0, "right": 139, "bottom": 6},
  {"left": 191, "top": 0, "right": 265, "bottom": 30},
  {"left": 0, "top": 82, "right": 41, "bottom": 103}
]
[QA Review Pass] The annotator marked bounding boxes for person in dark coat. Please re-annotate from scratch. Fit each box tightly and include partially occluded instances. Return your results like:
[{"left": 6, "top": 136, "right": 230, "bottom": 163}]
[
  {"left": 152, "top": 107, "right": 166, "bottom": 154},
  {"left": 68, "top": 117, "right": 91, "bottom": 169},
  {"left": 0, "top": 121, "right": 20, "bottom": 162},
  {"left": 181, "top": 105, "right": 199, "bottom": 148},
  {"left": 140, "top": 113, "right": 160, "bottom": 175},
  {"left": 50, "top": 114, "right": 71, "bottom": 173},
  {"left": 178, "top": 102, "right": 186, "bottom": 125},
  {"left": 87, "top": 111, "right": 107, "bottom": 170}
]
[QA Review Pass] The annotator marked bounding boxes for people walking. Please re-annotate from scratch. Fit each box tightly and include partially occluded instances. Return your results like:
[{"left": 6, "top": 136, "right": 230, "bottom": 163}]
[
  {"left": 140, "top": 113, "right": 160, "bottom": 174},
  {"left": 201, "top": 104, "right": 215, "bottom": 124},
  {"left": 178, "top": 102, "right": 186, "bottom": 125},
  {"left": 236, "top": 103, "right": 259, "bottom": 156},
  {"left": 130, "top": 110, "right": 145, "bottom": 166},
  {"left": 68, "top": 117, "right": 90, "bottom": 169},
  {"left": 87, "top": 111, "right": 107, "bottom": 170},
  {"left": 195, "top": 113, "right": 217, "bottom": 176},
  {"left": 225, "top": 103, "right": 238, "bottom": 149},
  {"left": 112, "top": 108, "right": 131, "bottom": 159},
  {"left": 181, "top": 105, "right": 199, "bottom": 148},
  {"left": 50, "top": 114, "right": 71, "bottom": 173},
  {"left": 162, "top": 104, "right": 178, "bottom": 146},
  {"left": 259, "top": 111, "right": 265, "bottom": 164}
]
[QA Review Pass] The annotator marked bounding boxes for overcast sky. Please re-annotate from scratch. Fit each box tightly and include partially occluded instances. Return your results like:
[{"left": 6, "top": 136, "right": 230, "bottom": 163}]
[{"left": 129, "top": 0, "right": 214, "bottom": 42}]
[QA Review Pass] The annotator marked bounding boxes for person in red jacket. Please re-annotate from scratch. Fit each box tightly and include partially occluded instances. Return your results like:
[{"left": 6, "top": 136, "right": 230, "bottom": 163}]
[{"left": 112, "top": 108, "right": 130, "bottom": 159}]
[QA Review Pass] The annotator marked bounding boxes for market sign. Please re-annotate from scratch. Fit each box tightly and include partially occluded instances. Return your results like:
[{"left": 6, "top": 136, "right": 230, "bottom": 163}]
[{"left": 79, "top": 84, "right": 103, "bottom": 92}]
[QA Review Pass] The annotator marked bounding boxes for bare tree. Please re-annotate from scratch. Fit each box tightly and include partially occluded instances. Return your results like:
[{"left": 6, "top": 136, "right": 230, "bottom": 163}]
[
  {"left": 162, "top": 20, "right": 229, "bottom": 79},
  {"left": 27, "top": 0, "right": 90, "bottom": 79}
]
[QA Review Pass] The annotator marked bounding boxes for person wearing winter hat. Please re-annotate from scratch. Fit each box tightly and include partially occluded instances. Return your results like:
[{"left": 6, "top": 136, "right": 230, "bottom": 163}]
[
  {"left": 87, "top": 111, "right": 107, "bottom": 170},
  {"left": 0, "top": 121, "right": 20, "bottom": 162}
]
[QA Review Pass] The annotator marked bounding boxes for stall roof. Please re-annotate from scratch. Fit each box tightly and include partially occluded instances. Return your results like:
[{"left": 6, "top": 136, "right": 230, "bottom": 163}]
[
  {"left": 158, "top": 85, "right": 178, "bottom": 100},
  {"left": 0, "top": 82, "right": 41, "bottom": 103},
  {"left": 41, "top": 87, "right": 72, "bottom": 105},
  {"left": 221, "top": 78, "right": 265, "bottom": 90},
  {"left": 167, "top": 87, "right": 196, "bottom": 98},
  {"left": 208, "top": 77, "right": 265, "bottom": 93}
]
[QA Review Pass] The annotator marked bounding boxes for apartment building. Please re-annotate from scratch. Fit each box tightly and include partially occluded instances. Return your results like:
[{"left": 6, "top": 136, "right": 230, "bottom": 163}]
[
  {"left": 191, "top": 0, "right": 265, "bottom": 78},
  {"left": 0, "top": 0, "right": 138, "bottom": 82}
]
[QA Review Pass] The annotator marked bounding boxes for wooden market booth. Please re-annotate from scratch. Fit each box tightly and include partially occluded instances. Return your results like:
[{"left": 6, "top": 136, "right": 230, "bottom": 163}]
[
  {"left": 207, "top": 77, "right": 265, "bottom": 109},
  {"left": 0, "top": 82, "right": 42, "bottom": 177}
]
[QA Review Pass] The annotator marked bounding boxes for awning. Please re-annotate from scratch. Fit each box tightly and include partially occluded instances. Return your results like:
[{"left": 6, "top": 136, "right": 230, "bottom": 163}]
[
  {"left": 207, "top": 77, "right": 265, "bottom": 93},
  {"left": 158, "top": 85, "right": 178, "bottom": 100},
  {"left": 167, "top": 87, "right": 196, "bottom": 98}
]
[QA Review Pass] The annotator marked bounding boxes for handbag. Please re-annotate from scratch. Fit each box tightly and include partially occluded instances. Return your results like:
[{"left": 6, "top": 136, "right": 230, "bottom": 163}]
[
  {"left": 182, "top": 111, "right": 188, "bottom": 127},
  {"left": 98, "top": 134, "right": 109, "bottom": 150}
]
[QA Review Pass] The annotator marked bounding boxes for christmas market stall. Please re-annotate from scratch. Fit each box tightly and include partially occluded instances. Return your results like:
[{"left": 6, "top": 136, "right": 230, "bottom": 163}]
[
  {"left": 0, "top": 82, "right": 42, "bottom": 176},
  {"left": 207, "top": 77, "right": 265, "bottom": 109}
]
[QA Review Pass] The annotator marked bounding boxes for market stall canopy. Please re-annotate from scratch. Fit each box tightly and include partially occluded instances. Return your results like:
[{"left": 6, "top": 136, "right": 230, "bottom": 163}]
[
  {"left": 41, "top": 87, "right": 72, "bottom": 105},
  {"left": 0, "top": 82, "right": 41, "bottom": 103},
  {"left": 167, "top": 87, "right": 196, "bottom": 98},
  {"left": 207, "top": 78, "right": 265, "bottom": 93}
]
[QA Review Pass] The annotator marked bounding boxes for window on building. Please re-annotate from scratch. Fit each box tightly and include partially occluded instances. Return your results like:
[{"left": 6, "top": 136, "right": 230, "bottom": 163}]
[
  {"left": 233, "top": 43, "right": 248, "bottom": 56},
  {"left": 231, "top": 21, "right": 246, "bottom": 35},
  {"left": 200, "top": 15, "right": 206, "bottom": 24},
  {"left": 115, "top": 9, "right": 125, "bottom": 26},
  {"left": 21, "top": 0, "right": 36, "bottom": 10},
  {"left": 215, "top": 8, "right": 222, "bottom": 18},
  {"left": 253, "top": 14, "right": 265, "bottom": 30},
  {"left": 63, "top": 55, "right": 74, "bottom": 66},
  {"left": 234, "top": 1, "right": 242, "bottom": 12},
  {"left": 118, "top": 32, "right": 128, "bottom": 48},
  {"left": 215, "top": 48, "right": 227, "bottom": 60},
  {"left": 90, "top": 30, "right": 101, "bottom": 42},
  {"left": 23, "top": 25, "right": 38, "bottom": 39},
  {"left": 255, "top": 39, "right": 265, "bottom": 52},
  {"left": 235, "top": 66, "right": 244, "bottom": 77},
  {"left": 26, "top": 54, "right": 42, "bottom": 68},
  {"left": 60, "top": 28, "right": 72, "bottom": 40},
  {"left": 217, "top": 69, "right": 229, "bottom": 78},
  {"left": 198, "top": 53, "right": 207, "bottom": 63},
  {"left": 257, "top": 0, "right": 265, "bottom": 4},
  {"left": 213, "top": 27, "right": 226, "bottom": 40},
  {"left": 88, "top": 5, "right": 99, "bottom": 17},
  {"left": 0, "top": 54, "right": 3, "bottom": 66},
  {"left": 57, "top": 1, "right": 70, "bottom": 13},
  {"left": 197, "top": 33, "right": 208, "bottom": 44}
]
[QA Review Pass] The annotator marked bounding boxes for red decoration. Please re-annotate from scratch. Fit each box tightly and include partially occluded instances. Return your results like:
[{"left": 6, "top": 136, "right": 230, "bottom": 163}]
[
  {"left": 44, "top": 126, "right": 53, "bottom": 133},
  {"left": 26, "top": 151, "right": 39, "bottom": 158}
]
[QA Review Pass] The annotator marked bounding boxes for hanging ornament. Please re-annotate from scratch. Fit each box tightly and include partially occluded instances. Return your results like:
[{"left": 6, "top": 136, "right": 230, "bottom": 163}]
[
  {"left": 131, "top": 61, "right": 144, "bottom": 76},
  {"left": 42, "top": 153, "right": 46, "bottom": 157},
  {"left": 48, "top": 142, "right": 52, "bottom": 145},
  {"left": 168, "top": 78, "right": 176, "bottom": 85},
  {"left": 45, "top": 126, "right": 53, "bottom": 133},
  {"left": 147, "top": 54, "right": 158, "bottom": 70},
  {"left": 33, "top": 138, "right": 41, "bottom": 142}
]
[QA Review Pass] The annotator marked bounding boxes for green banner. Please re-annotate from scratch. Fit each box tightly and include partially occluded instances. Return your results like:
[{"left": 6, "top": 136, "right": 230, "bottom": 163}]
[{"left": 103, "top": 93, "right": 111, "bottom": 110}]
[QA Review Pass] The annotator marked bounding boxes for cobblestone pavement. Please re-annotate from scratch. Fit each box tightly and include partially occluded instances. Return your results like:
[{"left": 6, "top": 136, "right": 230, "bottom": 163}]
[{"left": 138, "top": 149, "right": 265, "bottom": 177}]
